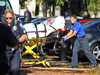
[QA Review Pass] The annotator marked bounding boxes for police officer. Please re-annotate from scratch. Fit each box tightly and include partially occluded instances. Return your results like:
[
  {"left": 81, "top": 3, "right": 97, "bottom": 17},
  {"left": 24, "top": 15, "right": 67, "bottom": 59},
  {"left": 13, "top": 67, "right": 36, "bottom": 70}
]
[
  {"left": 4, "top": 9, "right": 26, "bottom": 75},
  {"left": 0, "top": 7, "right": 19, "bottom": 75},
  {"left": 64, "top": 10, "right": 71, "bottom": 33},
  {"left": 61, "top": 10, "right": 76, "bottom": 62},
  {"left": 63, "top": 14, "right": 98, "bottom": 68}
]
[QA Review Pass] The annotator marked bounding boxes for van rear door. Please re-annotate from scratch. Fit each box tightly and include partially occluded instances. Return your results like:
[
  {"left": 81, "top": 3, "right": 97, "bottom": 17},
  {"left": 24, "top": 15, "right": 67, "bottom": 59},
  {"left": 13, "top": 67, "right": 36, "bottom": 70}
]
[{"left": 0, "top": 0, "right": 12, "bottom": 19}]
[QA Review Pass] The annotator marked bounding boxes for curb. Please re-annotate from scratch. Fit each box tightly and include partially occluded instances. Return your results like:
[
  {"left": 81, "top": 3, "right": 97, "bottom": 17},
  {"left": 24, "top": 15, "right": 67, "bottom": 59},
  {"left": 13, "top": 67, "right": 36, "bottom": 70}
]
[{"left": 30, "top": 67, "right": 91, "bottom": 71}]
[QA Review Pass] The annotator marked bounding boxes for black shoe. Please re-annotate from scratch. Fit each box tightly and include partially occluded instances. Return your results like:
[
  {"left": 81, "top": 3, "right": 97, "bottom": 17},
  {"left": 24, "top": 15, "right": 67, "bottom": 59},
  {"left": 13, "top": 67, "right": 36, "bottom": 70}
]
[
  {"left": 94, "top": 64, "right": 98, "bottom": 67},
  {"left": 68, "top": 66, "right": 77, "bottom": 68}
]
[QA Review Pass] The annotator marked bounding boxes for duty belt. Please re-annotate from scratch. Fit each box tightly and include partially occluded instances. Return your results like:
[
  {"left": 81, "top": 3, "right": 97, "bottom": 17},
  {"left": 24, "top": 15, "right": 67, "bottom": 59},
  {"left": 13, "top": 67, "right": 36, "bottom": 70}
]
[{"left": 77, "top": 35, "right": 85, "bottom": 39}]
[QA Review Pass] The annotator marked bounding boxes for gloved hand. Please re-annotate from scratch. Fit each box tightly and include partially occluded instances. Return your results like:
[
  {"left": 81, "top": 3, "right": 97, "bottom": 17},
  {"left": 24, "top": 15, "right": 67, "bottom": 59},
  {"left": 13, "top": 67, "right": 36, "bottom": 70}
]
[
  {"left": 59, "top": 38, "right": 66, "bottom": 48},
  {"left": 63, "top": 38, "right": 67, "bottom": 42},
  {"left": 60, "top": 37, "right": 67, "bottom": 43}
]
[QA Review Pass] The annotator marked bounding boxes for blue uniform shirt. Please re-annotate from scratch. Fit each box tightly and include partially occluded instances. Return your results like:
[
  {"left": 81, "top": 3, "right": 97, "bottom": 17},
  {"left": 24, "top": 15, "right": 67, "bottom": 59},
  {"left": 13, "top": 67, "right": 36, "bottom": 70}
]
[
  {"left": 5, "top": 20, "right": 26, "bottom": 39},
  {"left": 70, "top": 21, "right": 85, "bottom": 37}
]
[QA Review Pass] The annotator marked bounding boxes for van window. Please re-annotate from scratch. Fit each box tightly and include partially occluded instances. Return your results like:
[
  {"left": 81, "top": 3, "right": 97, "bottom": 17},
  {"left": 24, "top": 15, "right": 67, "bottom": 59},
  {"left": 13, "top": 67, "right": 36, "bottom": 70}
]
[{"left": 0, "top": 0, "right": 12, "bottom": 19}]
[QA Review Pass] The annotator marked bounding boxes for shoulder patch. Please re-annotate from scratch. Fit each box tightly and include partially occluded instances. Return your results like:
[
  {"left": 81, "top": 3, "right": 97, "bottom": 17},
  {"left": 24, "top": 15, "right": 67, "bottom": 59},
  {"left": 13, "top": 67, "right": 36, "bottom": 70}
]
[
  {"left": 65, "top": 17, "right": 70, "bottom": 20},
  {"left": 23, "top": 30, "right": 26, "bottom": 33},
  {"left": 19, "top": 22, "right": 24, "bottom": 29}
]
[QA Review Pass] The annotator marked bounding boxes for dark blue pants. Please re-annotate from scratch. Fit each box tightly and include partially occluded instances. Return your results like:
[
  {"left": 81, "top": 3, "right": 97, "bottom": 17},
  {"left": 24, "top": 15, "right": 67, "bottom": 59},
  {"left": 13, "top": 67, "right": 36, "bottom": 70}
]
[
  {"left": 6, "top": 49, "right": 20, "bottom": 75},
  {"left": 61, "top": 36, "right": 76, "bottom": 61},
  {"left": 71, "top": 36, "right": 98, "bottom": 66},
  {"left": 11, "top": 50, "right": 20, "bottom": 75}
]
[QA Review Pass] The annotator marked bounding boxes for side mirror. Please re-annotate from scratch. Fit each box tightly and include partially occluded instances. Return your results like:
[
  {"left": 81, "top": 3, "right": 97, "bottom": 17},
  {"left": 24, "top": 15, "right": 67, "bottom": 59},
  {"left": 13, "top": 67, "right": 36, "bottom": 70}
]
[{"left": 23, "top": 11, "right": 31, "bottom": 23}]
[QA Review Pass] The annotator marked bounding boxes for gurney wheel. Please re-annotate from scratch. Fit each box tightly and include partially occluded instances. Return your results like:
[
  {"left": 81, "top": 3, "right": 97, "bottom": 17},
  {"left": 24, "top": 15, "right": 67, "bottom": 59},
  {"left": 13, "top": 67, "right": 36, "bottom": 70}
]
[
  {"left": 41, "top": 61, "right": 51, "bottom": 68},
  {"left": 45, "top": 61, "right": 51, "bottom": 68}
]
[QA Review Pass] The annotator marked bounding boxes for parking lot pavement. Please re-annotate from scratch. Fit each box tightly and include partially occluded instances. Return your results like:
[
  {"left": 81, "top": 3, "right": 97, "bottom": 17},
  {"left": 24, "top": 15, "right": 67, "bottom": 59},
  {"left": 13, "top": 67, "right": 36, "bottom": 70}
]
[{"left": 20, "top": 55, "right": 100, "bottom": 75}]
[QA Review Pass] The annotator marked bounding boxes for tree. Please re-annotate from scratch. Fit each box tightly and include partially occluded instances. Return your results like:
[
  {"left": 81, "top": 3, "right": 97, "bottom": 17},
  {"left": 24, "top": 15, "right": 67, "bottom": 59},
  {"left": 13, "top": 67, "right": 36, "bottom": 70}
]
[
  {"left": 36, "top": 0, "right": 68, "bottom": 6},
  {"left": 20, "top": 0, "right": 27, "bottom": 9},
  {"left": 56, "top": 0, "right": 68, "bottom": 6},
  {"left": 88, "top": 0, "right": 100, "bottom": 18},
  {"left": 70, "top": 0, "right": 89, "bottom": 17},
  {"left": 36, "top": 0, "right": 68, "bottom": 16},
  {"left": 20, "top": 0, "right": 32, "bottom": 9}
]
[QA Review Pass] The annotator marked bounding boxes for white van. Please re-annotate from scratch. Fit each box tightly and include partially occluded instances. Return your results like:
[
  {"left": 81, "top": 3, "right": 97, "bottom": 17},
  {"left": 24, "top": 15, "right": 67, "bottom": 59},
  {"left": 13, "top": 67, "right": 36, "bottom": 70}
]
[{"left": 0, "top": 0, "right": 31, "bottom": 23}]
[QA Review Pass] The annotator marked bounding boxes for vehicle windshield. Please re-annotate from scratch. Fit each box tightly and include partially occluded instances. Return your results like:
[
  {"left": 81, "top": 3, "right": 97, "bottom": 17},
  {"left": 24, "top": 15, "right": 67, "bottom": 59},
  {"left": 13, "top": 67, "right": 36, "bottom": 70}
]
[{"left": 0, "top": 0, "right": 12, "bottom": 19}]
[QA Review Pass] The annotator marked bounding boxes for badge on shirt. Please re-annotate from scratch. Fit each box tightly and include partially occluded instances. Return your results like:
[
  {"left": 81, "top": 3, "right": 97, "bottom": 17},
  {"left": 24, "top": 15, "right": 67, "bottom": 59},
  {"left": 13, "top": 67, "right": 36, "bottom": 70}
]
[
  {"left": 67, "top": 28, "right": 69, "bottom": 30},
  {"left": 13, "top": 26, "right": 17, "bottom": 31}
]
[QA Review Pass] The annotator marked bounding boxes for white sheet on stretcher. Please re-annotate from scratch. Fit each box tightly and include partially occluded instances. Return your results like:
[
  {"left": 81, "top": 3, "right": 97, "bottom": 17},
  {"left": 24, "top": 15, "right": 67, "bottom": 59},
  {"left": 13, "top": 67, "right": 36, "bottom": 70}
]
[{"left": 23, "top": 16, "right": 65, "bottom": 38}]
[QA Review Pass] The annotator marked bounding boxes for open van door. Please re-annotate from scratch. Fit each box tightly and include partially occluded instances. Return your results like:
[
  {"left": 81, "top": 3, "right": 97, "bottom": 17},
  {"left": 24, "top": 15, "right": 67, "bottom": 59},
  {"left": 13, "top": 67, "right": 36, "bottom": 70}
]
[{"left": 0, "top": 0, "right": 31, "bottom": 23}]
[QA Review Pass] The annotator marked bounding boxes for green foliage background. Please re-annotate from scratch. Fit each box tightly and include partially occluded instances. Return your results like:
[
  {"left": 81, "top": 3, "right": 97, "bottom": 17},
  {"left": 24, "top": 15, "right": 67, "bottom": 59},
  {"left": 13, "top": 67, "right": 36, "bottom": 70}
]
[
  {"left": 36, "top": 0, "right": 68, "bottom": 6},
  {"left": 19, "top": 0, "right": 100, "bottom": 17},
  {"left": 88, "top": 0, "right": 100, "bottom": 17}
]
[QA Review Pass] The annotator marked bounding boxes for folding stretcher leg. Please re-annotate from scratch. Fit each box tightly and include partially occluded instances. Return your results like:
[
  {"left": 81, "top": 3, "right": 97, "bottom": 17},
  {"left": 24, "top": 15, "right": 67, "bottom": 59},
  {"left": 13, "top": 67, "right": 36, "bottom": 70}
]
[
  {"left": 21, "top": 23, "right": 51, "bottom": 67},
  {"left": 21, "top": 43, "right": 51, "bottom": 67}
]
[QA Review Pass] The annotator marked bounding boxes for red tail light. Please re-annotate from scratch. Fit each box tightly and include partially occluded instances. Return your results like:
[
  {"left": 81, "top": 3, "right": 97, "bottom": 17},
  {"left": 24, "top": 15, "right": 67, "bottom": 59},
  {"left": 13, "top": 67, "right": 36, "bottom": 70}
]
[
  {"left": 58, "top": 28, "right": 66, "bottom": 31},
  {"left": 52, "top": 28, "right": 66, "bottom": 33}
]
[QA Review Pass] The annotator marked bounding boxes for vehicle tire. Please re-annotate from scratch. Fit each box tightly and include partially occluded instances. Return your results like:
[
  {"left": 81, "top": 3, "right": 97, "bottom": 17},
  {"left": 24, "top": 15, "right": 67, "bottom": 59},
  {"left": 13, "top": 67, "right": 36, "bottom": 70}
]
[
  {"left": 90, "top": 43, "right": 100, "bottom": 61},
  {"left": 38, "top": 44, "right": 48, "bottom": 56}
]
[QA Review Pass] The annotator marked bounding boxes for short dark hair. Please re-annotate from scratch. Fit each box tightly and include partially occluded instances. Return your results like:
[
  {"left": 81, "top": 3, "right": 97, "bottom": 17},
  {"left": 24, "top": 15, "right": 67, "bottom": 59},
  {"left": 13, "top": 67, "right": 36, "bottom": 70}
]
[
  {"left": 71, "top": 14, "right": 77, "bottom": 19},
  {"left": 65, "top": 10, "right": 71, "bottom": 15}
]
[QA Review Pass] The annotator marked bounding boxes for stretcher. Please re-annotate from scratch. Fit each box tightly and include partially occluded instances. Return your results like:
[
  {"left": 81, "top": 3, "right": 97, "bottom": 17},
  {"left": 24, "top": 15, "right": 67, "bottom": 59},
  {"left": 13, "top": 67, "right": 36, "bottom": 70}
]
[
  {"left": 21, "top": 16, "right": 66, "bottom": 67},
  {"left": 21, "top": 23, "right": 51, "bottom": 67}
]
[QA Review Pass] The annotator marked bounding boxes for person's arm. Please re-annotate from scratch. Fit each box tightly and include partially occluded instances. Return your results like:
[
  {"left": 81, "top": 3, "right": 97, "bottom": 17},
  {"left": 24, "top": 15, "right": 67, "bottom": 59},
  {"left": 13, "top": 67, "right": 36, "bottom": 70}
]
[
  {"left": 18, "top": 21, "right": 26, "bottom": 43},
  {"left": 12, "top": 44, "right": 19, "bottom": 49},
  {"left": 64, "top": 22, "right": 80, "bottom": 39},
  {"left": 1, "top": 19, "right": 6, "bottom": 25},
  {"left": 64, "top": 30, "right": 73, "bottom": 37},
  {"left": 67, "top": 30, "right": 78, "bottom": 39},
  {"left": 64, "top": 30, "right": 78, "bottom": 39},
  {"left": 6, "top": 26, "right": 19, "bottom": 49},
  {"left": 18, "top": 34, "right": 26, "bottom": 43}
]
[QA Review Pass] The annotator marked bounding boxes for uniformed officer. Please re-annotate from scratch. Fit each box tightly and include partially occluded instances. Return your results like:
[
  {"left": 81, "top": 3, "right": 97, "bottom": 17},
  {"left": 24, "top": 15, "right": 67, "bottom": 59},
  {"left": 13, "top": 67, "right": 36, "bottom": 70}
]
[
  {"left": 4, "top": 9, "right": 26, "bottom": 75},
  {"left": 0, "top": 7, "right": 19, "bottom": 75},
  {"left": 63, "top": 14, "right": 98, "bottom": 68},
  {"left": 64, "top": 10, "right": 71, "bottom": 33},
  {"left": 61, "top": 10, "right": 76, "bottom": 62}
]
